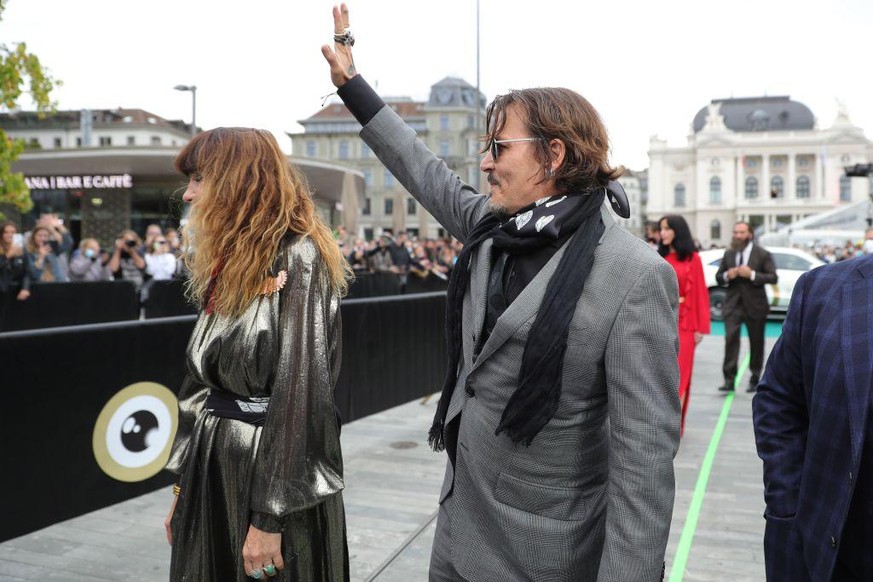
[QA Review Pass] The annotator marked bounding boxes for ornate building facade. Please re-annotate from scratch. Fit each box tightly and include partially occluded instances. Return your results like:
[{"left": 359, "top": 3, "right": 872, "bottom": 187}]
[
  {"left": 647, "top": 96, "right": 873, "bottom": 247},
  {"left": 290, "top": 77, "right": 486, "bottom": 239}
]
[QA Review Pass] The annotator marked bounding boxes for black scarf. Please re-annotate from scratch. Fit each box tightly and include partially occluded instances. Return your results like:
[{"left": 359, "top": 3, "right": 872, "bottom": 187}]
[{"left": 428, "top": 187, "right": 606, "bottom": 450}]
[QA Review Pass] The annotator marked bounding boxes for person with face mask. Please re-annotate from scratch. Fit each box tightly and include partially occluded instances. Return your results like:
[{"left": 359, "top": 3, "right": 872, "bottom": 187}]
[{"left": 69, "top": 238, "right": 112, "bottom": 282}]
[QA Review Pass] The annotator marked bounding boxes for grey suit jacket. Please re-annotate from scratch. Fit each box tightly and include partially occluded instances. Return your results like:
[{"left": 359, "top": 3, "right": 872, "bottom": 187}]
[{"left": 361, "top": 105, "right": 680, "bottom": 581}]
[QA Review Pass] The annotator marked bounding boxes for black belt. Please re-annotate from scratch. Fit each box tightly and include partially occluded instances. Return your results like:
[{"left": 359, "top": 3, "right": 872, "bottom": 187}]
[{"left": 205, "top": 389, "right": 270, "bottom": 426}]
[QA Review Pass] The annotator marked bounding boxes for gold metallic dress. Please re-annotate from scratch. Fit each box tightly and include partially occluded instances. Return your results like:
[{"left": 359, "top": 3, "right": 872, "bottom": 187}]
[{"left": 165, "top": 236, "right": 349, "bottom": 581}]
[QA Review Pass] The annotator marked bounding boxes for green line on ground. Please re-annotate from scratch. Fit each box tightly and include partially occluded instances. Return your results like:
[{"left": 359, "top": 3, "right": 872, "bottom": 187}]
[{"left": 668, "top": 352, "right": 750, "bottom": 582}]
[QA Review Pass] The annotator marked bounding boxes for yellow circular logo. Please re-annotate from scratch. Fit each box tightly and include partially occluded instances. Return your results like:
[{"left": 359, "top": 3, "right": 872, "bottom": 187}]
[{"left": 92, "top": 382, "right": 178, "bottom": 482}]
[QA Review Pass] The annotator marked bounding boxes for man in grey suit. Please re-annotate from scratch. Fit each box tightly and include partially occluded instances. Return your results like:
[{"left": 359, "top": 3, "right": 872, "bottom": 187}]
[{"left": 323, "top": 5, "right": 680, "bottom": 580}]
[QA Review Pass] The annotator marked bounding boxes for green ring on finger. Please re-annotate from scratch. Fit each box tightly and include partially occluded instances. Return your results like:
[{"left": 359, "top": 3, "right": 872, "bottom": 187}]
[
  {"left": 264, "top": 564, "right": 277, "bottom": 576},
  {"left": 249, "top": 568, "right": 264, "bottom": 580}
]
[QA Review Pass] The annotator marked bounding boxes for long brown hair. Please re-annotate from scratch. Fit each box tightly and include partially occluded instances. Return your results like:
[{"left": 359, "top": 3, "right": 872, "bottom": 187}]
[
  {"left": 25, "top": 225, "right": 52, "bottom": 254},
  {"left": 1, "top": 222, "right": 21, "bottom": 256},
  {"left": 484, "top": 88, "right": 623, "bottom": 193},
  {"left": 175, "top": 127, "right": 351, "bottom": 318}
]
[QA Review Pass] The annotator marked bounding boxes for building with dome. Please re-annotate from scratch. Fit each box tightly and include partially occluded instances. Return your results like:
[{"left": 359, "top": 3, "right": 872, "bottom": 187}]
[{"left": 646, "top": 96, "right": 873, "bottom": 247}]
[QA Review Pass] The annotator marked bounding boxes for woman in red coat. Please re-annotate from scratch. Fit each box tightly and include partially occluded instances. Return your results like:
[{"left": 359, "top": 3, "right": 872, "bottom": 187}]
[{"left": 658, "top": 215, "right": 710, "bottom": 436}]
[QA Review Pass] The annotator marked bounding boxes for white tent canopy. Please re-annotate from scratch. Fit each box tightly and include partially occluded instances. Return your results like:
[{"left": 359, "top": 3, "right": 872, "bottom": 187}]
[{"left": 759, "top": 199, "right": 873, "bottom": 247}]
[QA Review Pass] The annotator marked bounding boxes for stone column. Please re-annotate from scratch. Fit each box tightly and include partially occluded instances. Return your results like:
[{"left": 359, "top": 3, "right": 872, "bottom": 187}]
[
  {"left": 762, "top": 154, "right": 770, "bottom": 200},
  {"left": 736, "top": 155, "right": 744, "bottom": 206},
  {"left": 788, "top": 154, "right": 796, "bottom": 200}
]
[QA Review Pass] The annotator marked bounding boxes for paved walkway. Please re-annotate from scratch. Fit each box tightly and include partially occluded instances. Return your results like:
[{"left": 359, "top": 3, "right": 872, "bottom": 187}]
[{"left": 0, "top": 334, "right": 775, "bottom": 581}]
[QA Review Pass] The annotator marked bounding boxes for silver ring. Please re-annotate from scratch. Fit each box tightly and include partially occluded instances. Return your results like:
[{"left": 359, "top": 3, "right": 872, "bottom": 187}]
[
  {"left": 333, "top": 30, "right": 355, "bottom": 46},
  {"left": 249, "top": 569, "right": 264, "bottom": 580}
]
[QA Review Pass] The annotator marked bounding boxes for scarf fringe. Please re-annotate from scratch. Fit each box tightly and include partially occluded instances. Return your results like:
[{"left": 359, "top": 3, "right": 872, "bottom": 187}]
[{"left": 428, "top": 420, "right": 445, "bottom": 452}]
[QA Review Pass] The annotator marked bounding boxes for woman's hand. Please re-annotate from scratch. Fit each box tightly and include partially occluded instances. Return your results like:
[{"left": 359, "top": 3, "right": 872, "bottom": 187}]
[
  {"left": 16, "top": 288, "right": 30, "bottom": 301},
  {"left": 164, "top": 495, "right": 179, "bottom": 546},
  {"left": 321, "top": 3, "right": 357, "bottom": 89},
  {"left": 694, "top": 332, "right": 704, "bottom": 345},
  {"left": 165, "top": 495, "right": 177, "bottom": 545},
  {"left": 242, "top": 525, "right": 284, "bottom": 578}
]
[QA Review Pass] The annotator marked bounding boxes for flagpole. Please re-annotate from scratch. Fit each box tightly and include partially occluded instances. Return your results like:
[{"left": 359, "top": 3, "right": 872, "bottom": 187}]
[{"left": 475, "top": 0, "right": 481, "bottom": 192}]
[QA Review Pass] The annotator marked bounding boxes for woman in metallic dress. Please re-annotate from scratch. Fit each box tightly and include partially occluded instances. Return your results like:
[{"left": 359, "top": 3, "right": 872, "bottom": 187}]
[{"left": 164, "top": 127, "right": 352, "bottom": 581}]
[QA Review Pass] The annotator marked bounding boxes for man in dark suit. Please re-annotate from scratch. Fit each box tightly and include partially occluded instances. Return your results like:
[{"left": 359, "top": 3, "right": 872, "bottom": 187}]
[
  {"left": 715, "top": 222, "right": 777, "bottom": 392},
  {"left": 753, "top": 254, "right": 873, "bottom": 581}
]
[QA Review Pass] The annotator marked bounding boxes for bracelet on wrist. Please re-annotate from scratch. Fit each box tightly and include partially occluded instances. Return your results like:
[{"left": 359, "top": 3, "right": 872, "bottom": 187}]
[{"left": 173, "top": 484, "right": 181, "bottom": 496}]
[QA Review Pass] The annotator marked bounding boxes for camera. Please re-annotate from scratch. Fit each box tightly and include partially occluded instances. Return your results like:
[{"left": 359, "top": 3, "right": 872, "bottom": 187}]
[{"left": 125, "top": 240, "right": 137, "bottom": 248}]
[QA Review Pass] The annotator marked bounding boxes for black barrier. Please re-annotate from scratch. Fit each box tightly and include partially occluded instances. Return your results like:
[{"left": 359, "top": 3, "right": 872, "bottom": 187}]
[
  {"left": 0, "top": 316, "right": 195, "bottom": 542},
  {"left": 336, "top": 292, "right": 447, "bottom": 421},
  {"left": 405, "top": 274, "right": 450, "bottom": 294},
  {"left": 346, "top": 271, "right": 403, "bottom": 298},
  {"left": 0, "top": 281, "right": 140, "bottom": 332},
  {"left": 0, "top": 292, "right": 446, "bottom": 542},
  {"left": 142, "top": 279, "right": 198, "bottom": 319}
]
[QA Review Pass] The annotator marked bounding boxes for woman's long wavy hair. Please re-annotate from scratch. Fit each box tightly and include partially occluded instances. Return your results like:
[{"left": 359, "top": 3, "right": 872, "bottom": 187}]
[{"left": 175, "top": 127, "right": 351, "bottom": 318}]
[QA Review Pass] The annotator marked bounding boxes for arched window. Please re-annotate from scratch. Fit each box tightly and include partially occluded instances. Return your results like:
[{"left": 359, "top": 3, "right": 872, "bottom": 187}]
[
  {"left": 796, "top": 176, "right": 810, "bottom": 199},
  {"left": 840, "top": 175, "right": 852, "bottom": 202},
  {"left": 745, "top": 176, "right": 759, "bottom": 199},
  {"left": 709, "top": 177, "right": 722, "bottom": 204},
  {"left": 674, "top": 183, "right": 686, "bottom": 208},
  {"left": 770, "top": 176, "right": 784, "bottom": 198},
  {"left": 710, "top": 219, "right": 721, "bottom": 241}
]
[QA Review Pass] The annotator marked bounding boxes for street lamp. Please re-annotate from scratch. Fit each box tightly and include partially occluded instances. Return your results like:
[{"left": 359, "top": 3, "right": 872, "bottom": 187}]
[{"left": 174, "top": 84, "right": 197, "bottom": 136}]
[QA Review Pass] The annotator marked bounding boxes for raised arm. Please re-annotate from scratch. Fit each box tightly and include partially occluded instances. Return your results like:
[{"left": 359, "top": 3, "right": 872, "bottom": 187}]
[{"left": 321, "top": 4, "right": 488, "bottom": 242}]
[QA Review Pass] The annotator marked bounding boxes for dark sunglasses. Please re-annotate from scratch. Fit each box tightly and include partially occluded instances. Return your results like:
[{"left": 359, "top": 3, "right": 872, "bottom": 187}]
[{"left": 488, "top": 137, "right": 539, "bottom": 161}]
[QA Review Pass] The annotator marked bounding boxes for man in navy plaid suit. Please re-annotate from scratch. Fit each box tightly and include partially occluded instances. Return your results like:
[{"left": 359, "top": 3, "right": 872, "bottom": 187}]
[{"left": 753, "top": 253, "right": 873, "bottom": 581}]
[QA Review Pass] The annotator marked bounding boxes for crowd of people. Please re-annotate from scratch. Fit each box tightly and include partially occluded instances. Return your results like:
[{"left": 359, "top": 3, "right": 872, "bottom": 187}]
[
  {"left": 807, "top": 229, "right": 873, "bottom": 262},
  {"left": 0, "top": 214, "right": 186, "bottom": 301},
  {"left": 334, "top": 226, "right": 461, "bottom": 282}
]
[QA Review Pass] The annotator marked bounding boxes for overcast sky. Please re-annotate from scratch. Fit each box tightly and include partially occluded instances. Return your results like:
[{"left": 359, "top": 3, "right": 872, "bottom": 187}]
[{"left": 3, "top": 0, "right": 871, "bottom": 170}]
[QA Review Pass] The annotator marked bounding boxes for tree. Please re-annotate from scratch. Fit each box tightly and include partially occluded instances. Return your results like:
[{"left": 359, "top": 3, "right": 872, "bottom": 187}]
[{"left": 0, "top": 0, "right": 60, "bottom": 220}]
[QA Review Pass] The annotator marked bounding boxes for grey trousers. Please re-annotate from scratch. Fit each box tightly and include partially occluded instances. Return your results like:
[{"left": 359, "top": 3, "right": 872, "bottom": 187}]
[{"left": 429, "top": 494, "right": 467, "bottom": 582}]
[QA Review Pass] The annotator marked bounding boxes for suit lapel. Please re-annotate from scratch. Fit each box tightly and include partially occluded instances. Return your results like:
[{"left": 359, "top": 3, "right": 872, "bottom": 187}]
[
  {"left": 840, "top": 257, "right": 873, "bottom": 465},
  {"left": 471, "top": 204, "right": 615, "bottom": 370}
]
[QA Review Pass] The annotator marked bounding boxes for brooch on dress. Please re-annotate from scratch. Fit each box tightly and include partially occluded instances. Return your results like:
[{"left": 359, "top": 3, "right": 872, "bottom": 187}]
[{"left": 262, "top": 270, "right": 288, "bottom": 296}]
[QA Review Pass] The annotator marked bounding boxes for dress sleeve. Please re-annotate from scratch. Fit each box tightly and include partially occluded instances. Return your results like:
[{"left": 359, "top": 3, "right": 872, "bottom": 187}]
[
  {"left": 249, "top": 239, "right": 343, "bottom": 532},
  {"left": 165, "top": 371, "right": 208, "bottom": 475},
  {"left": 691, "top": 253, "right": 711, "bottom": 335}
]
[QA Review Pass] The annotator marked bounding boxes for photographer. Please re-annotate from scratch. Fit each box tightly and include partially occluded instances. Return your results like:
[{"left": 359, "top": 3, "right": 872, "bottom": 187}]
[
  {"left": 107, "top": 229, "right": 146, "bottom": 288},
  {"left": 33, "top": 212, "right": 74, "bottom": 278},
  {"left": 25, "top": 225, "right": 66, "bottom": 282},
  {"left": 69, "top": 238, "right": 112, "bottom": 282}
]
